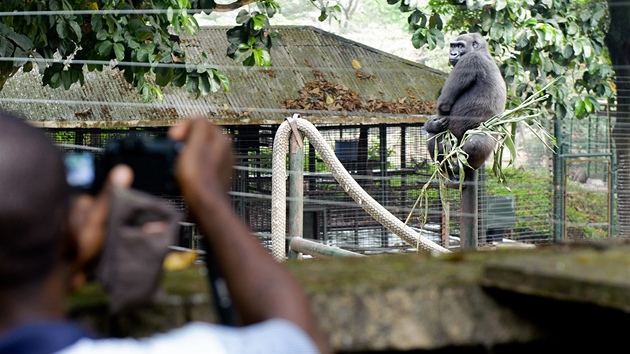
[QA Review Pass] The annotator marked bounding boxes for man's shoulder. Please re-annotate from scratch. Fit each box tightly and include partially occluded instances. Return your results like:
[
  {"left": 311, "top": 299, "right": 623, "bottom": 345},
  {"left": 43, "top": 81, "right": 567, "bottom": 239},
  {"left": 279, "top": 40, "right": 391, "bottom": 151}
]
[
  {"left": 58, "top": 319, "right": 318, "bottom": 354},
  {"left": 57, "top": 322, "right": 227, "bottom": 354}
]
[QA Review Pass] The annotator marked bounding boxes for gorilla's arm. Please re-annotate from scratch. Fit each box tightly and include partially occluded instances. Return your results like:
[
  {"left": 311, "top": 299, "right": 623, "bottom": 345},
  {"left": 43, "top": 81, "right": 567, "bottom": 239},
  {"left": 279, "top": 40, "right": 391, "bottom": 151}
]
[{"left": 436, "top": 54, "right": 481, "bottom": 114}]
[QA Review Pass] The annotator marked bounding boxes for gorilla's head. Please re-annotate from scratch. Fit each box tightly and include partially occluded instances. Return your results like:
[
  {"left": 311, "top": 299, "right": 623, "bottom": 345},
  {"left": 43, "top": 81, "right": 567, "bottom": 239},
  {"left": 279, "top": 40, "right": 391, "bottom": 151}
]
[{"left": 448, "top": 33, "right": 488, "bottom": 66}]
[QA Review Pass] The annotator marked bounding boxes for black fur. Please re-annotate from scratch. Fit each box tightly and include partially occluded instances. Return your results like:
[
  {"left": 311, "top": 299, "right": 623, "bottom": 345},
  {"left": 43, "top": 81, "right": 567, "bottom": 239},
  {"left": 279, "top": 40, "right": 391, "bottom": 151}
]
[{"left": 425, "top": 33, "right": 506, "bottom": 172}]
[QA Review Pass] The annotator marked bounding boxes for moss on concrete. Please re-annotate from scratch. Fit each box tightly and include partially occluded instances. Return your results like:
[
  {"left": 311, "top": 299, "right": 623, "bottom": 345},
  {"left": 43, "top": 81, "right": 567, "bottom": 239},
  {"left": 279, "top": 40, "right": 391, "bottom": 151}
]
[{"left": 66, "top": 241, "right": 630, "bottom": 351}]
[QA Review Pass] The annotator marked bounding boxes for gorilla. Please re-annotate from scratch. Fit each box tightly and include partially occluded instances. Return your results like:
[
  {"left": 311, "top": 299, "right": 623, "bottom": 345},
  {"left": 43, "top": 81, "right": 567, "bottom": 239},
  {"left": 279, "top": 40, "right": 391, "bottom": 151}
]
[{"left": 425, "top": 33, "right": 507, "bottom": 173}]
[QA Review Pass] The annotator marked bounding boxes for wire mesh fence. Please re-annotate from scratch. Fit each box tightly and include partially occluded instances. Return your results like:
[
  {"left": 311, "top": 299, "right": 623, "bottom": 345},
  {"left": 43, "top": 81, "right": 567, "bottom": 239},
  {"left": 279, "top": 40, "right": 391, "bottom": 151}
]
[{"left": 44, "top": 113, "right": 614, "bottom": 254}]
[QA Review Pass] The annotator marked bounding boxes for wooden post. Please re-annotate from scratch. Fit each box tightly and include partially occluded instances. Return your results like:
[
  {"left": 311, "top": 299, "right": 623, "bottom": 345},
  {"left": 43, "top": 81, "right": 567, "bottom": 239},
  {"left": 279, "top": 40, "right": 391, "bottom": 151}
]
[
  {"left": 460, "top": 170, "right": 478, "bottom": 249},
  {"left": 288, "top": 132, "right": 304, "bottom": 260}
]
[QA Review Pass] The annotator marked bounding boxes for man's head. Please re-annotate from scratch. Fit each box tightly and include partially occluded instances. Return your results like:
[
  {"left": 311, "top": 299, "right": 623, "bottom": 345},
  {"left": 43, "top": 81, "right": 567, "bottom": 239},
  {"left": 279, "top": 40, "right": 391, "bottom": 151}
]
[{"left": 0, "top": 111, "right": 71, "bottom": 288}]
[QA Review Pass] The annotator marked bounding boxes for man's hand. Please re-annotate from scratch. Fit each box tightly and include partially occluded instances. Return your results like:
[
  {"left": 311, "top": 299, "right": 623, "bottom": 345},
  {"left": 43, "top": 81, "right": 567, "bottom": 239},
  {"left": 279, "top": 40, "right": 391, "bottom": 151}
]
[
  {"left": 68, "top": 165, "right": 133, "bottom": 290},
  {"left": 168, "top": 118, "right": 234, "bottom": 207}
]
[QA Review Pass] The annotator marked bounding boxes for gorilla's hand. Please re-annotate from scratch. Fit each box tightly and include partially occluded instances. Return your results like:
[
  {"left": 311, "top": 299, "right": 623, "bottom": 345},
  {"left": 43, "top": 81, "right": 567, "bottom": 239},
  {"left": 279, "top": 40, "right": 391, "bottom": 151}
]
[{"left": 425, "top": 115, "right": 448, "bottom": 134}]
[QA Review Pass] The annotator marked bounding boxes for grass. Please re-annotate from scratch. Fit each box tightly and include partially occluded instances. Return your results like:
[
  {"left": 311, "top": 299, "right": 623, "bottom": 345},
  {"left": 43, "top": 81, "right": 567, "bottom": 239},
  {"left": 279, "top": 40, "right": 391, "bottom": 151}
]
[
  {"left": 485, "top": 167, "right": 611, "bottom": 240},
  {"left": 485, "top": 168, "right": 553, "bottom": 239}
]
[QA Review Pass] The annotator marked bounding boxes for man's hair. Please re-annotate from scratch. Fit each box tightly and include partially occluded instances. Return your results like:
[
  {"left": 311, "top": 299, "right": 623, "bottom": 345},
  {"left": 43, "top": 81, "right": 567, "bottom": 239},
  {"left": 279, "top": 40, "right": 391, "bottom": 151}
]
[{"left": 0, "top": 111, "right": 71, "bottom": 288}]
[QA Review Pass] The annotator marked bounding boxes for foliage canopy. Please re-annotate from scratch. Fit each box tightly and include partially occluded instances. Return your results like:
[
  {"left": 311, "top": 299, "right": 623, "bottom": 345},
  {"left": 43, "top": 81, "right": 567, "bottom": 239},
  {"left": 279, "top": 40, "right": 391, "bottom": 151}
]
[
  {"left": 0, "top": 0, "right": 228, "bottom": 101},
  {"left": 387, "top": 0, "right": 614, "bottom": 120},
  {"left": 0, "top": 0, "right": 615, "bottom": 113}
]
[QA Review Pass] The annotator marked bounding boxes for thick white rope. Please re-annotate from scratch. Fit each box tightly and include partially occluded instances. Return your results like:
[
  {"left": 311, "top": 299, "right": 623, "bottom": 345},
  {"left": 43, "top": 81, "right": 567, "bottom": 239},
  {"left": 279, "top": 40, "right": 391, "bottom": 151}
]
[{"left": 271, "top": 117, "right": 450, "bottom": 261}]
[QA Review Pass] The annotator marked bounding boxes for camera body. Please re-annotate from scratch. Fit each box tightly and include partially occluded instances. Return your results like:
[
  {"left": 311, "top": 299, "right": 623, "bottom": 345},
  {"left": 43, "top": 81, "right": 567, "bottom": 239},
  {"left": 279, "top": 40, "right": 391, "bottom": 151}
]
[{"left": 65, "top": 136, "right": 183, "bottom": 196}]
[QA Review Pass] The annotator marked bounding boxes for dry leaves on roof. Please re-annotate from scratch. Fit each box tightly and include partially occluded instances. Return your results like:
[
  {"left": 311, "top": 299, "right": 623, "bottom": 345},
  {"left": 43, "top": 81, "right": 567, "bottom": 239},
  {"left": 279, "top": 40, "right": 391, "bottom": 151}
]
[{"left": 282, "top": 77, "right": 436, "bottom": 115}]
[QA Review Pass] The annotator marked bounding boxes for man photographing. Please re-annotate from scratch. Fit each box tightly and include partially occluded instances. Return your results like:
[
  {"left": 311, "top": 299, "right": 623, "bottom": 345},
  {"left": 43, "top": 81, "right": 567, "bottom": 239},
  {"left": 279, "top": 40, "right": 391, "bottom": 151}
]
[{"left": 0, "top": 111, "right": 329, "bottom": 354}]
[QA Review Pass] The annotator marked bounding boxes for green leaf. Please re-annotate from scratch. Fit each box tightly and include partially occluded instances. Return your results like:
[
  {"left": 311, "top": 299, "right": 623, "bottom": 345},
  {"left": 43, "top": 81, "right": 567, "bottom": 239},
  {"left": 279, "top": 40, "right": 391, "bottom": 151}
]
[
  {"left": 573, "top": 40, "right": 583, "bottom": 57},
  {"left": 69, "top": 21, "right": 82, "bottom": 41},
  {"left": 56, "top": 21, "right": 69, "bottom": 40},
  {"left": 579, "top": 39, "right": 592, "bottom": 58},
  {"left": 429, "top": 13, "right": 443, "bottom": 30},
  {"left": 584, "top": 97, "right": 593, "bottom": 113},
  {"left": 135, "top": 27, "right": 153, "bottom": 42},
  {"left": 136, "top": 43, "right": 155, "bottom": 62},
  {"left": 574, "top": 98, "right": 586, "bottom": 117},
  {"left": 236, "top": 10, "right": 250, "bottom": 24},
  {"left": 172, "top": 68, "right": 186, "bottom": 87},
  {"left": 61, "top": 70, "right": 72, "bottom": 90},
  {"left": 112, "top": 32, "right": 124, "bottom": 43},
  {"left": 426, "top": 29, "right": 444, "bottom": 50},
  {"left": 213, "top": 69, "right": 230, "bottom": 92},
  {"left": 318, "top": 9, "right": 328, "bottom": 22},
  {"left": 411, "top": 28, "right": 427, "bottom": 49},
  {"left": 252, "top": 17, "right": 265, "bottom": 31},
  {"left": 186, "top": 75, "right": 199, "bottom": 93},
  {"left": 259, "top": 48, "right": 272, "bottom": 66},
  {"left": 23, "top": 61, "right": 33, "bottom": 73},
  {"left": 96, "top": 41, "right": 113, "bottom": 57},
  {"left": 243, "top": 54, "right": 256, "bottom": 66},
  {"left": 226, "top": 27, "right": 246, "bottom": 46},
  {"left": 0, "top": 37, "right": 8, "bottom": 57},
  {"left": 524, "top": 18, "right": 537, "bottom": 26},
  {"left": 408, "top": 10, "right": 427, "bottom": 28},
  {"left": 152, "top": 86, "right": 164, "bottom": 101},
  {"left": 457, "top": 153, "right": 469, "bottom": 168},
  {"left": 490, "top": 22, "right": 505, "bottom": 40},
  {"left": 92, "top": 14, "right": 103, "bottom": 33},
  {"left": 199, "top": 74, "right": 211, "bottom": 95},
  {"left": 123, "top": 67, "right": 134, "bottom": 84},
  {"left": 50, "top": 72, "right": 62, "bottom": 88},
  {"left": 231, "top": 45, "right": 253, "bottom": 64},
  {"left": 562, "top": 44, "right": 573, "bottom": 59},
  {"left": 514, "top": 29, "right": 529, "bottom": 49},
  {"left": 481, "top": 11, "right": 493, "bottom": 32},
  {"left": 126, "top": 38, "right": 141, "bottom": 50},
  {"left": 141, "top": 83, "right": 152, "bottom": 102},
  {"left": 167, "top": 7, "right": 174, "bottom": 22},
  {"left": 503, "top": 127, "right": 517, "bottom": 164},
  {"left": 96, "top": 29, "right": 109, "bottom": 41},
  {"left": 113, "top": 43, "right": 125, "bottom": 61}
]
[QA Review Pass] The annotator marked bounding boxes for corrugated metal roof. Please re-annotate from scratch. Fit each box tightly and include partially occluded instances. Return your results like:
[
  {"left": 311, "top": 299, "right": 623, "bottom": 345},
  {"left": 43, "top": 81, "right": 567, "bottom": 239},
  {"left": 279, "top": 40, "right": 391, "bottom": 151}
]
[{"left": 0, "top": 26, "right": 446, "bottom": 128}]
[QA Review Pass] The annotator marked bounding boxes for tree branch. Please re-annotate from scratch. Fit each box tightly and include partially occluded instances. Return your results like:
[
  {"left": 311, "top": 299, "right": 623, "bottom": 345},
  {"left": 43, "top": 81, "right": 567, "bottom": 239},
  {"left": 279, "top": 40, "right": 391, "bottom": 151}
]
[{"left": 213, "top": 0, "right": 257, "bottom": 12}]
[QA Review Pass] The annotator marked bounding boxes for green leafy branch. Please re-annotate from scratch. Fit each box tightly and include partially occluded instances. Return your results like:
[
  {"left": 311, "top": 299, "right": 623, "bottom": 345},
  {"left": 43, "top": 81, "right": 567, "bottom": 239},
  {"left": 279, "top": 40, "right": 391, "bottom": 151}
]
[
  {"left": 0, "top": 0, "right": 227, "bottom": 101},
  {"left": 226, "top": 5, "right": 279, "bottom": 67}
]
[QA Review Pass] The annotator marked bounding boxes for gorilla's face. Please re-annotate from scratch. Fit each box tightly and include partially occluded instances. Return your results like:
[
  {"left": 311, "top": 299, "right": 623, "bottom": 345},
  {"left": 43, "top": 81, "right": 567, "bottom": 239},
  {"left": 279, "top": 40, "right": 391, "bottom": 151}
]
[
  {"left": 448, "top": 41, "right": 467, "bottom": 66},
  {"left": 449, "top": 34, "right": 484, "bottom": 67}
]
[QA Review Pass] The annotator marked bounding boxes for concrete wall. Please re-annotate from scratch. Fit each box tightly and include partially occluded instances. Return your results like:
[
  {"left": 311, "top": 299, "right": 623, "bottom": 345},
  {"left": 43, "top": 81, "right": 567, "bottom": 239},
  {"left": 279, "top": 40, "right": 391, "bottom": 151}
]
[{"left": 67, "top": 241, "right": 630, "bottom": 352}]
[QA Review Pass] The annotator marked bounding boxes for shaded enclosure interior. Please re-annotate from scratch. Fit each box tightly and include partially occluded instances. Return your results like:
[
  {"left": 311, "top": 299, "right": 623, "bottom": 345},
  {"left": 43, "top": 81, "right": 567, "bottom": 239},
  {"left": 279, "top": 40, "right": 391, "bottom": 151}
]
[{"left": 47, "top": 112, "right": 614, "bottom": 253}]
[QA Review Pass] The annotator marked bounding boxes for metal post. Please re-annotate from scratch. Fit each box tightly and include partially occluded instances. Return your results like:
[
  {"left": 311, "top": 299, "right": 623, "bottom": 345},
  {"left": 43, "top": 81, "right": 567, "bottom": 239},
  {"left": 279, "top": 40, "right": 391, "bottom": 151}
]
[
  {"left": 401, "top": 125, "right": 407, "bottom": 204},
  {"left": 553, "top": 118, "right": 565, "bottom": 241},
  {"left": 288, "top": 132, "right": 304, "bottom": 260},
  {"left": 478, "top": 167, "right": 486, "bottom": 245},
  {"left": 308, "top": 142, "right": 316, "bottom": 191},
  {"left": 379, "top": 124, "right": 388, "bottom": 247},
  {"left": 460, "top": 170, "right": 478, "bottom": 249}
]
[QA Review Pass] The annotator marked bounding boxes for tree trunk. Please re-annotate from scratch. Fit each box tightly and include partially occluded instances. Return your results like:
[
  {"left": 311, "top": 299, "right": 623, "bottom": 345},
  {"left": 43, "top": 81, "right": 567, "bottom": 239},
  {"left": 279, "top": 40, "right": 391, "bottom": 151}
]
[{"left": 605, "top": 0, "right": 630, "bottom": 237}]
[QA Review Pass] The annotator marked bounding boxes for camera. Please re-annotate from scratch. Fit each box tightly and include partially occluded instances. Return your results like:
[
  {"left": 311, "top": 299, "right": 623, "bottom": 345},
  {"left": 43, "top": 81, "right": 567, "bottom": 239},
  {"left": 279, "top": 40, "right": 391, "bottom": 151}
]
[{"left": 64, "top": 136, "right": 183, "bottom": 196}]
